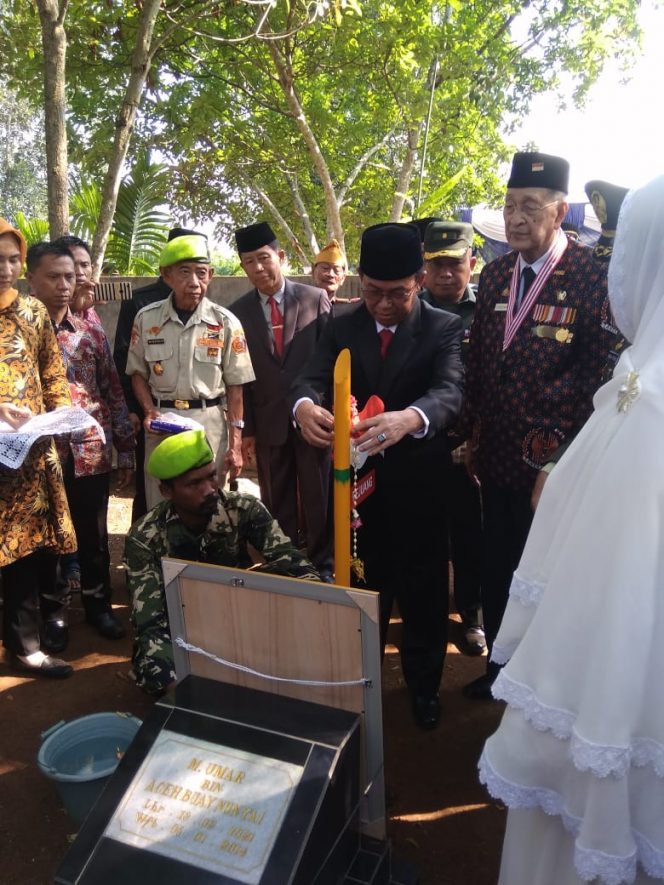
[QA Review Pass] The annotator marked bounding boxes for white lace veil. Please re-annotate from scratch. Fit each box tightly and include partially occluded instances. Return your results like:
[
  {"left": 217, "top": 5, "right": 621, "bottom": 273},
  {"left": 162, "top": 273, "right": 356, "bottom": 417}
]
[{"left": 609, "top": 174, "right": 664, "bottom": 359}]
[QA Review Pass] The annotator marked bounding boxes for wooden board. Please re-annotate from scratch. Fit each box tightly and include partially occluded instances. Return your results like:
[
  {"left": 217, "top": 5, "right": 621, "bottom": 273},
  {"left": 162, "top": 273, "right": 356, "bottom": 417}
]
[{"left": 178, "top": 576, "right": 365, "bottom": 714}]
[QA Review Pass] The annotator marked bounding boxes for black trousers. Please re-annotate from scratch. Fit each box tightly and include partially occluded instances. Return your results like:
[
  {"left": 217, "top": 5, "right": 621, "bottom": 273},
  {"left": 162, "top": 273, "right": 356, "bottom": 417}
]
[
  {"left": 256, "top": 426, "right": 333, "bottom": 574},
  {"left": 447, "top": 463, "right": 483, "bottom": 626},
  {"left": 480, "top": 480, "right": 534, "bottom": 673},
  {"left": 357, "top": 459, "right": 450, "bottom": 699},
  {"left": 63, "top": 462, "right": 112, "bottom": 613},
  {"left": 2, "top": 549, "right": 61, "bottom": 656}
]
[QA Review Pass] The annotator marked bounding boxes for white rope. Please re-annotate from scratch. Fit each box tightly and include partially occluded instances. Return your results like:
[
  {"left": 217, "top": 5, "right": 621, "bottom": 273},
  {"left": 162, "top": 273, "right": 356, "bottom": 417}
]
[{"left": 174, "top": 637, "right": 371, "bottom": 687}]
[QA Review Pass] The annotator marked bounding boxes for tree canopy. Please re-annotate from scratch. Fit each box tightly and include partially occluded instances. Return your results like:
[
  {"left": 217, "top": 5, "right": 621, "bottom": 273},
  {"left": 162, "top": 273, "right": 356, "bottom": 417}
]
[{"left": 0, "top": 0, "right": 642, "bottom": 269}]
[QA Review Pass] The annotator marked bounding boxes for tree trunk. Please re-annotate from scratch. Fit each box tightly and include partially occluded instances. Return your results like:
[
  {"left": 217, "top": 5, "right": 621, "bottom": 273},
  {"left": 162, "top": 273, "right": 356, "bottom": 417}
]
[
  {"left": 390, "top": 125, "right": 423, "bottom": 222},
  {"left": 89, "top": 0, "right": 162, "bottom": 276},
  {"left": 36, "top": 0, "right": 68, "bottom": 238},
  {"left": 286, "top": 175, "right": 319, "bottom": 257},
  {"left": 267, "top": 40, "right": 345, "bottom": 252},
  {"left": 249, "top": 178, "right": 309, "bottom": 269}
]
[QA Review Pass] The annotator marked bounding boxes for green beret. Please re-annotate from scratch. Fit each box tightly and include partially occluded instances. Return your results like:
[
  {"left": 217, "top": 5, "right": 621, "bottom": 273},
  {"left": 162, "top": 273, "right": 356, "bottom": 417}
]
[
  {"left": 147, "top": 429, "right": 214, "bottom": 480},
  {"left": 159, "top": 234, "right": 210, "bottom": 268}
]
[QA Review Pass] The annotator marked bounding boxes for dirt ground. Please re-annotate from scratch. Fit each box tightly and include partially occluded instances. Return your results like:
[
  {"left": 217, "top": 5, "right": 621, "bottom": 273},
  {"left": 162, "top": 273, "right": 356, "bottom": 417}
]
[{"left": 0, "top": 480, "right": 506, "bottom": 885}]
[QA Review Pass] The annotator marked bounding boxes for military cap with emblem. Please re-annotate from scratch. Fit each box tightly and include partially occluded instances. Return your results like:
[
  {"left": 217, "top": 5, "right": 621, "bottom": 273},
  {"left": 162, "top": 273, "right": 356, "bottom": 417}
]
[
  {"left": 410, "top": 216, "right": 442, "bottom": 244},
  {"left": 584, "top": 179, "right": 629, "bottom": 261},
  {"left": 359, "top": 222, "right": 423, "bottom": 280},
  {"left": 424, "top": 221, "right": 474, "bottom": 260},
  {"left": 507, "top": 151, "right": 570, "bottom": 193},
  {"left": 159, "top": 234, "right": 210, "bottom": 268},
  {"left": 313, "top": 238, "right": 346, "bottom": 267},
  {"left": 147, "top": 429, "right": 214, "bottom": 480},
  {"left": 235, "top": 221, "right": 277, "bottom": 254}
]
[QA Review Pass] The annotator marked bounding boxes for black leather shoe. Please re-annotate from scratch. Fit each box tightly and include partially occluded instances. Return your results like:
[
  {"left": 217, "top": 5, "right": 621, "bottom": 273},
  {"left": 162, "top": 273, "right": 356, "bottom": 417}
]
[
  {"left": 412, "top": 694, "right": 441, "bottom": 730},
  {"left": 462, "top": 673, "right": 497, "bottom": 701},
  {"left": 86, "top": 610, "right": 126, "bottom": 640},
  {"left": 10, "top": 654, "right": 73, "bottom": 679},
  {"left": 42, "top": 619, "right": 69, "bottom": 653}
]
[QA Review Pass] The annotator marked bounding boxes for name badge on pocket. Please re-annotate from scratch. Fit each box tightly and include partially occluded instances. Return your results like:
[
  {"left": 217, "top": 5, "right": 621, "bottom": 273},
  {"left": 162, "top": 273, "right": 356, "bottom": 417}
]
[{"left": 495, "top": 303, "right": 508, "bottom": 313}]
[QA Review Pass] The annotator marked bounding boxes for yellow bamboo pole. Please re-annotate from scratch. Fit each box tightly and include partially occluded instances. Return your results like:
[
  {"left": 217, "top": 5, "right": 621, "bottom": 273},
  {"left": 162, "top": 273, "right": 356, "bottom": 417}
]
[{"left": 333, "top": 348, "right": 351, "bottom": 586}]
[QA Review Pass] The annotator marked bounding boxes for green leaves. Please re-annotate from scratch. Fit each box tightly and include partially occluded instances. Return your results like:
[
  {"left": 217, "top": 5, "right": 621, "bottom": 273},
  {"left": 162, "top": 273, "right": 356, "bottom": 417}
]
[
  {"left": 13, "top": 212, "right": 50, "bottom": 247},
  {"left": 72, "top": 152, "right": 170, "bottom": 274},
  {"left": 103, "top": 153, "right": 171, "bottom": 275}
]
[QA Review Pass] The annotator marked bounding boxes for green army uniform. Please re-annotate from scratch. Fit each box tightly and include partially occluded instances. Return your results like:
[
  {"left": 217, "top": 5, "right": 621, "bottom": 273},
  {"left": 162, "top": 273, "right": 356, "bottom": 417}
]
[
  {"left": 126, "top": 491, "right": 320, "bottom": 695},
  {"left": 126, "top": 295, "right": 255, "bottom": 509}
]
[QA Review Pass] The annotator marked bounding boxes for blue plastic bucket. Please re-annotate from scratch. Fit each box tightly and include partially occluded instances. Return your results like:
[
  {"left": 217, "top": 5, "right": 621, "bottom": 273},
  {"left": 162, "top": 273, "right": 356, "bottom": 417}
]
[{"left": 38, "top": 712, "right": 142, "bottom": 825}]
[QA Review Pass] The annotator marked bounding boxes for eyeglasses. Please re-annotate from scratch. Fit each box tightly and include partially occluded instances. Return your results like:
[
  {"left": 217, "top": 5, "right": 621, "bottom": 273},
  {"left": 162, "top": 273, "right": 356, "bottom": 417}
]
[
  {"left": 503, "top": 200, "right": 560, "bottom": 220},
  {"left": 317, "top": 263, "right": 345, "bottom": 276},
  {"left": 361, "top": 284, "right": 417, "bottom": 303}
]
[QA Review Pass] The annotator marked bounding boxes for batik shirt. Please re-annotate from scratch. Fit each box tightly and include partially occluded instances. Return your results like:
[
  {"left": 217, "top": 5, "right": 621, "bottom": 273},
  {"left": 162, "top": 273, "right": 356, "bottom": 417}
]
[
  {"left": 54, "top": 308, "right": 134, "bottom": 476},
  {"left": 126, "top": 492, "right": 320, "bottom": 695}
]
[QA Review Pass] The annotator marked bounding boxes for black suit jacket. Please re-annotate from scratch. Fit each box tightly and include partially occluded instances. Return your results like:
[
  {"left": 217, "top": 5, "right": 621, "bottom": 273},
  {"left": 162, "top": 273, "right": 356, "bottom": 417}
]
[
  {"left": 290, "top": 298, "right": 464, "bottom": 471},
  {"left": 230, "top": 278, "right": 330, "bottom": 446}
]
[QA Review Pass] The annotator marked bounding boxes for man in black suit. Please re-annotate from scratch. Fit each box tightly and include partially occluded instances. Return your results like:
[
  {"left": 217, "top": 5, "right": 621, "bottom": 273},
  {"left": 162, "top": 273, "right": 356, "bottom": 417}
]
[
  {"left": 230, "top": 222, "right": 333, "bottom": 575},
  {"left": 291, "top": 223, "right": 464, "bottom": 729},
  {"left": 113, "top": 227, "right": 205, "bottom": 520}
]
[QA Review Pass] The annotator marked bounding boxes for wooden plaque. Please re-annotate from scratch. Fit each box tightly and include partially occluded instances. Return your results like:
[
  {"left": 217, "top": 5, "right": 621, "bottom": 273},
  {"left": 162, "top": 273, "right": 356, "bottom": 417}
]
[{"left": 164, "top": 561, "right": 386, "bottom": 837}]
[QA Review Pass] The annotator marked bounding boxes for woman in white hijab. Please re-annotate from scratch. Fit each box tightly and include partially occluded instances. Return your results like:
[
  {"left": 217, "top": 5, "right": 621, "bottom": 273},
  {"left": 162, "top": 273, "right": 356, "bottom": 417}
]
[{"left": 480, "top": 174, "right": 664, "bottom": 885}]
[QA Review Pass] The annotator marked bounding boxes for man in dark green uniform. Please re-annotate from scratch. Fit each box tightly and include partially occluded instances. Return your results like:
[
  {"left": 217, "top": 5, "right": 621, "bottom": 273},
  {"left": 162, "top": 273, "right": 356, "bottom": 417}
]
[
  {"left": 126, "top": 430, "right": 320, "bottom": 695},
  {"left": 420, "top": 221, "right": 485, "bottom": 655}
]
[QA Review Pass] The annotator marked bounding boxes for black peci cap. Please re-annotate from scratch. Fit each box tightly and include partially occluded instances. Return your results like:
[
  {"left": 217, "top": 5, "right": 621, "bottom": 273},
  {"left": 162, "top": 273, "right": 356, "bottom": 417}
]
[
  {"left": 507, "top": 152, "right": 570, "bottom": 193},
  {"left": 234, "top": 222, "right": 277, "bottom": 254},
  {"left": 168, "top": 227, "right": 207, "bottom": 242},
  {"left": 410, "top": 216, "right": 442, "bottom": 244},
  {"left": 358, "top": 223, "right": 424, "bottom": 280}
]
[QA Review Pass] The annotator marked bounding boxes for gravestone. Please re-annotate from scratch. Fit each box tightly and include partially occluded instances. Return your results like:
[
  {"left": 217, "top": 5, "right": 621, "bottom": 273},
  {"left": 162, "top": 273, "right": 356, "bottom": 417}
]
[{"left": 56, "top": 563, "right": 417, "bottom": 884}]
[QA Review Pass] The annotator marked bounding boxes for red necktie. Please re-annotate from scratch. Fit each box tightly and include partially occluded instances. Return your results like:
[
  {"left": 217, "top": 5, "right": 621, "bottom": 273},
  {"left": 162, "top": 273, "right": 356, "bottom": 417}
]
[
  {"left": 378, "top": 327, "right": 394, "bottom": 359},
  {"left": 268, "top": 295, "right": 283, "bottom": 358}
]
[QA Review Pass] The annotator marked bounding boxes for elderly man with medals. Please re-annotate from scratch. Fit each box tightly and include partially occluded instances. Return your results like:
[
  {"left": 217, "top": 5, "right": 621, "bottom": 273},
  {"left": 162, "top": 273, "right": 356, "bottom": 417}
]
[
  {"left": 291, "top": 223, "right": 464, "bottom": 729},
  {"left": 459, "top": 152, "right": 617, "bottom": 700},
  {"left": 126, "top": 234, "right": 255, "bottom": 510}
]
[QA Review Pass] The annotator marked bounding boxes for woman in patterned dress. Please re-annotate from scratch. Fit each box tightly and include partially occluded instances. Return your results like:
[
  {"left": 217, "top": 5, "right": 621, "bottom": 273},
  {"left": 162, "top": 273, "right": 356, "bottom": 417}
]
[{"left": 0, "top": 218, "right": 76, "bottom": 678}]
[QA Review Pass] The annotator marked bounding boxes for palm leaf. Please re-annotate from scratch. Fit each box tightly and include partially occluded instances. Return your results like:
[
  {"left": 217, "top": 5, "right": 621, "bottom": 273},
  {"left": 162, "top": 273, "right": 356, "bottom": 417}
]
[
  {"left": 13, "top": 211, "right": 49, "bottom": 247},
  {"left": 415, "top": 167, "right": 467, "bottom": 218},
  {"left": 70, "top": 182, "right": 102, "bottom": 242},
  {"left": 104, "top": 152, "right": 171, "bottom": 274}
]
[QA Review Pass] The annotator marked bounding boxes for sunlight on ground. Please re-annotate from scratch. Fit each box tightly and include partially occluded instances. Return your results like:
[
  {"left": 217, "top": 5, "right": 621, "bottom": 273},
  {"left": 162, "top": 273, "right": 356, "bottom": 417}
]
[
  {"left": 392, "top": 803, "right": 490, "bottom": 823},
  {"left": 0, "top": 758, "right": 29, "bottom": 777},
  {"left": 71, "top": 652, "right": 129, "bottom": 670}
]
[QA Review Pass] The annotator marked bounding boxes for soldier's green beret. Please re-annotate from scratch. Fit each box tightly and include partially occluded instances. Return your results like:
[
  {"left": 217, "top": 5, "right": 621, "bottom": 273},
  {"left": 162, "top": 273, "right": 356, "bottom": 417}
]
[
  {"left": 159, "top": 234, "right": 210, "bottom": 268},
  {"left": 424, "top": 221, "right": 474, "bottom": 260},
  {"left": 147, "top": 429, "right": 214, "bottom": 480}
]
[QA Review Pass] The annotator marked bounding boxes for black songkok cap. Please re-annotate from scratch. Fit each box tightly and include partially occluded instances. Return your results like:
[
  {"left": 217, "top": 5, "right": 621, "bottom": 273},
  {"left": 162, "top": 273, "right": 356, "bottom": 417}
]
[
  {"left": 168, "top": 227, "right": 207, "bottom": 242},
  {"left": 410, "top": 216, "right": 441, "bottom": 244},
  {"left": 359, "top": 223, "right": 424, "bottom": 280},
  {"left": 235, "top": 222, "right": 277, "bottom": 254},
  {"left": 507, "top": 152, "right": 570, "bottom": 194}
]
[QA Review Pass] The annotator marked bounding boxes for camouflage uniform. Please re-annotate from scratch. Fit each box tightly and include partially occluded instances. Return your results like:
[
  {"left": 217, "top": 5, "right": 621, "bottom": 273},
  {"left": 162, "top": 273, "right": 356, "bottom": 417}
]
[{"left": 126, "top": 491, "right": 320, "bottom": 695}]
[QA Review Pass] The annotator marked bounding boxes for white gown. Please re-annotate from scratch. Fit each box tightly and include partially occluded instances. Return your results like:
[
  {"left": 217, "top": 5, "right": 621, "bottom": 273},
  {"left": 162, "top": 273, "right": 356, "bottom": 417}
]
[{"left": 479, "top": 176, "right": 664, "bottom": 885}]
